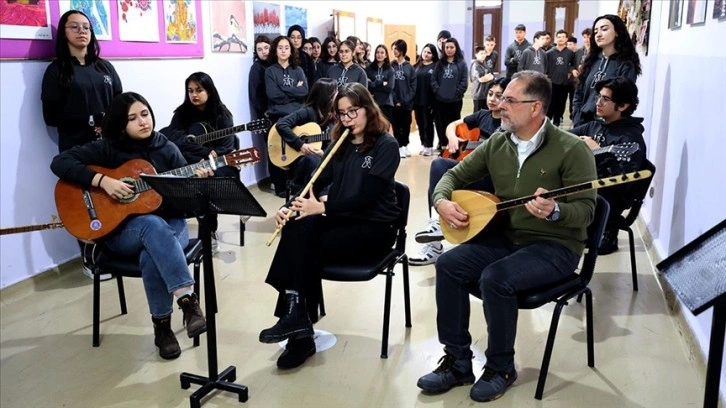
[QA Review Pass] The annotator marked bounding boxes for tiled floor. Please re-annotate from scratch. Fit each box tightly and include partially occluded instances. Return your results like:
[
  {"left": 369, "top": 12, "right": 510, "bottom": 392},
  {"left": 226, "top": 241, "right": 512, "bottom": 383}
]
[{"left": 0, "top": 137, "right": 710, "bottom": 408}]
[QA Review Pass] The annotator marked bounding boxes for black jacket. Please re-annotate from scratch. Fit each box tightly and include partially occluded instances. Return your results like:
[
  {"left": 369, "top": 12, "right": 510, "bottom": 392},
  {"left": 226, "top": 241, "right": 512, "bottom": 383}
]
[
  {"left": 160, "top": 109, "right": 235, "bottom": 164},
  {"left": 569, "top": 116, "right": 646, "bottom": 177},
  {"left": 249, "top": 59, "right": 270, "bottom": 119}
]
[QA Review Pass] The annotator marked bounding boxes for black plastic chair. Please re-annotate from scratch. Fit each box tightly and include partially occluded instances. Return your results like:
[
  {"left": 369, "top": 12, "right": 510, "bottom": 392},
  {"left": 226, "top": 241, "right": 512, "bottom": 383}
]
[
  {"left": 318, "top": 181, "right": 413, "bottom": 358},
  {"left": 612, "top": 159, "right": 656, "bottom": 291},
  {"left": 469, "top": 195, "right": 610, "bottom": 400},
  {"left": 89, "top": 238, "right": 203, "bottom": 347}
]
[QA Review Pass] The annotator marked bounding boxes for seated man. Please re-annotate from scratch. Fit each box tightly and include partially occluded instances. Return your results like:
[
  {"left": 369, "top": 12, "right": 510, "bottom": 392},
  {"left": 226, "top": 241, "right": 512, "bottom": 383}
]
[
  {"left": 569, "top": 76, "right": 646, "bottom": 255},
  {"left": 417, "top": 71, "right": 596, "bottom": 402},
  {"left": 409, "top": 77, "right": 508, "bottom": 266}
]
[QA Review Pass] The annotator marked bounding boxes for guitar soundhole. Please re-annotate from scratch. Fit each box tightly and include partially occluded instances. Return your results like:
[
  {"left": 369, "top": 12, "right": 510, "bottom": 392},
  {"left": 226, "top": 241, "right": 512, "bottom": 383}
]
[{"left": 118, "top": 177, "right": 140, "bottom": 203}]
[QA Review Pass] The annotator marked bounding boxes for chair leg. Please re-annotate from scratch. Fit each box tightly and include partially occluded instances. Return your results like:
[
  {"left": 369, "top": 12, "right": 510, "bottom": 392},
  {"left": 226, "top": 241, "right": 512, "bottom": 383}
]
[
  {"left": 585, "top": 289, "right": 595, "bottom": 367},
  {"left": 534, "top": 301, "right": 565, "bottom": 400},
  {"left": 117, "top": 274, "right": 128, "bottom": 315},
  {"left": 319, "top": 281, "right": 326, "bottom": 317},
  {"left": 239, "top": 216, "right": 248, "bottom": 247},
  {"left": 193, "top": 260, "right": 201, "bottom": 348},
  {"left": 402, "top": 256, "right": 412, "bottom": 328},
  {"left": 380, "top": 267, "right": 394, "bottom": 359},
  {"left": 93, "top": 268, "right": 101, "bottom": 347},
  {"left": 627, "top": 227, "right": 638, "bottom": 291}
]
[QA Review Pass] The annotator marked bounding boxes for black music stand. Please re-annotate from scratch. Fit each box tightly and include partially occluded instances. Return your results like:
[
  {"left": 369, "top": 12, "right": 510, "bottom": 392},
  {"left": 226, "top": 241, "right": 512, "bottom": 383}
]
[
  {"left": 657, "top": 219, "right": 726, "bottom": 408},
  {"left": 141, "top": 175, "right": 266, "bottom": 408}
]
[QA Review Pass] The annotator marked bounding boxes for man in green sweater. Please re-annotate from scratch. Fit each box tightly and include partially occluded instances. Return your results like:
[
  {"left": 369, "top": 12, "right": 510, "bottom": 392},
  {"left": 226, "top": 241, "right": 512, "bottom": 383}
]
[{"left": 417, "top": 71, "right": 597, "bottom": 402}]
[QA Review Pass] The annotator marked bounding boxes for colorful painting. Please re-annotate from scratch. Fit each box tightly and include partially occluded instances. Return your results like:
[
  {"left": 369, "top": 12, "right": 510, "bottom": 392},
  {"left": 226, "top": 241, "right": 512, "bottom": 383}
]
[
  {"left": 118, "top": 0, "right": 159, "bottom": 42},
  {"left": 253, "top": 2, "right": 279, "bottom": 41},
  {"left": 714, "top": 0, "right": 726, "bottom": 20},
  {"left": 617, "top": 0, "right": 652, "bottom": 56},
  {"left": 210, "top": 0, "right": 247, "bottom": 53},
  {"left": 284, "top": 5, "right": 306, "bottom": 35},
  {"left": 58, "top": 0, "right": 112, "bottom": 41},
  {"left": 165, "top": 0, "right": 197, "bottom": 43},
  {"left": 0, "top": 0, "right": 52, "bottom": 40}
]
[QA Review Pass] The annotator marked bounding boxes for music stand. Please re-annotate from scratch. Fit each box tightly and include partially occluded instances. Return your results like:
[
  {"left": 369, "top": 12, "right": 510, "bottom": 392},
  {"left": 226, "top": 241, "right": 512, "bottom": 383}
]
[
  {"left": 657, "top": 219, "right": 726, "bottom": 408},
  {"left": 141, "top": 175, "right": 266, "bottom": 408}
]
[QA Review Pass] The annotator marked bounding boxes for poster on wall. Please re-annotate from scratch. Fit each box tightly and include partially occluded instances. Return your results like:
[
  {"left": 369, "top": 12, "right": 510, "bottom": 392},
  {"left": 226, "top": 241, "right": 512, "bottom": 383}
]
[
  {"left": 668, "top": 0, "right": 684, "bottom": 29},
  {"left": 209, "top": 0, "right": 247, "bottom": 53},
  {"left": 118, "top": 0, "right": 159, "bottom": 42},
  {"left": 714, "top": 0, "right": 726, "bottom": 20},
  {"left": 284, "top": 5, "right": 307, "bottom": 35},
  {"left": 686, "top": 0, "right": 708, "bottom": 24},
  {"left": 253, "top": 2, "right": 280, "bottom": 41},
  {"left": 58, "top": 0, "right": 112, "bottom": 41},
  {"left": 617, "top": 0, "right": 652, "bottom": 56},
  {"left": 165, "top": 0, "right": 197, "bottom": 43},
  {"left": 0, "top": 0, "right": 52, "bottom": 40}
]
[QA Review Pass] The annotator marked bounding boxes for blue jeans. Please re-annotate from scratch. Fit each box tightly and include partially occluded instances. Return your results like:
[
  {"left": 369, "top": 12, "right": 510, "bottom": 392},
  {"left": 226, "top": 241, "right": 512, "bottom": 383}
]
[
  {"left": 103, "top": 215, "right": 194, "bottom": 319},
  {"left": 435, "top": 236, "right": 580, "bottom": 371},
  {"left": 427, "top": 158, "right": 494, "bottom": 216}
]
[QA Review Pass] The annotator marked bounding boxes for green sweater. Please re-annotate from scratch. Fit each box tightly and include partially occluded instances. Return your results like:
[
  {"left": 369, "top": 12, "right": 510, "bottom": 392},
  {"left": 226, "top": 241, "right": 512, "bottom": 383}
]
[{"left": 433, "top": 120, "right": 597, "bottom": 255}]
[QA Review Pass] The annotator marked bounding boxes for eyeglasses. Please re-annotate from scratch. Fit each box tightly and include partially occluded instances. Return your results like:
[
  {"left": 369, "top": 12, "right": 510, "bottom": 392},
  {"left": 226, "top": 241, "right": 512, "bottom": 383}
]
[
  {"left": 498, "top": 96, "right": 538, "bottom": 105},
  {"left": 596, "top": 94, "right": 613, "bottom": 104},
  {"left": 337, "top": 107, "right": 362, "bottom": 119},
  {"left": 66, "top": 23, "right": 91, "bottom": 33}
]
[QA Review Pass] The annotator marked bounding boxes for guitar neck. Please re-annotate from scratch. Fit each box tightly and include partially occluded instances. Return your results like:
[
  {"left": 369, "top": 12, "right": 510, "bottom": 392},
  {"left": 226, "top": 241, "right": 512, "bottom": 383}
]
[
  {"left": 0, "top": 222, "right": 64, "bottom": 235},
  {"left": 194, "top": 124, "right": 247, "bottom": 145},
  {"left": 302, "top": 133, "right": 329, "bottom": 143},
  {"left": 133, "top": 157, "right": 227, "bottom": 192},
  {"left": 592, "top": 145, "right": 613, "bottom": 156},
  {"left": 496, "top": 170, "right": 652, "bottom": 211}
]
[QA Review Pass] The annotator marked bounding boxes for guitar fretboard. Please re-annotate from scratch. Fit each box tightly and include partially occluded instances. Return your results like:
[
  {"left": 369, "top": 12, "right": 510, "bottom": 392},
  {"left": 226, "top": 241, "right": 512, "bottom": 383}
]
[
  {"left": 193, "top": 124, "right": 248, "bottom": 145},
  {"left": 131, "top": 156, "right": 228, "bottom": 193}
]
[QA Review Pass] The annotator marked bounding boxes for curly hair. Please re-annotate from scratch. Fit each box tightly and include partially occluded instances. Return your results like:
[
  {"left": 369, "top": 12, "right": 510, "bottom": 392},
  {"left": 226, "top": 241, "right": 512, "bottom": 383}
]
[{"left": 268, "top": 35, "right": 300, "bottom": 67}]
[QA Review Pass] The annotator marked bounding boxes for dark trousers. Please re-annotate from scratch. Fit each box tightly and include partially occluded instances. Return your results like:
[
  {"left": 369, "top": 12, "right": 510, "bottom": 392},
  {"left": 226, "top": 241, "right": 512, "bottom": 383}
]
[
  {"left": 414, "top": 104, "right": 436, "bottom": 148},
  {"left": 434, "top": 100, "right": 463, "bottom": 149},
  {"left": 380, "top": 105, "right": 394, "bottom": 130},
  {"left": 547, "top": 84, "right": 569, "bottom": 126},
  {"left": 427, "top": 158, "right": 493, "bottom": 216},
  {"left": 566, "top": 83, "right": 576, "bottom": 120},
  {"left": 473, "top": 99, "right": 487, "bottom": 113},
  {"left": 392, "top": 106, "right": 413, "bottom": 147},
  {"left": 266, "top": 215, "right": 395, "bottom": 322},
  {"left": 287, "top": 155, "right": 323, "bottom": 195},
  {"left": 435, "top": 236, "right": 580, "bottom": 371},
  {"left": 598, "top": 187, "right": 632, "bottom": 230}
]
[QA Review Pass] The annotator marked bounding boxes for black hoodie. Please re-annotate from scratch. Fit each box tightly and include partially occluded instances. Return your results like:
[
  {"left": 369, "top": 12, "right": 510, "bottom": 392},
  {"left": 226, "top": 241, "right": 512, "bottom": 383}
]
[{"left": 569, "top": 116, "right": 646, "bottom": 177}]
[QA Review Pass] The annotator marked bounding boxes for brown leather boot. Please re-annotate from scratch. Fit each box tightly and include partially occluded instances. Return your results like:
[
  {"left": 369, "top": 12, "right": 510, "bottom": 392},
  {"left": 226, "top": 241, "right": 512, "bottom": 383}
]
[
  {"left": 177, "top": 293, "right": 207, "bottom": 338},
  {"left": 152, "top": 316, "right": 181, "bottom": 360}
]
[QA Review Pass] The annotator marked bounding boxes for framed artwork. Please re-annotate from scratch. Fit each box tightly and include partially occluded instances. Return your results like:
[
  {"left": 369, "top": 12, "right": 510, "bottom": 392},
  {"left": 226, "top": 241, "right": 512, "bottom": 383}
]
[
  {"left": 668, "top": 0, "right": 684, "bottom": 29},
  {"left": 253, "top": 2, "right": 280, "bottom": 41},
  {"left": 284, "top": 5, "right": 307, "bottom": 36},
  {"left": 617, "top": 0, "right": 652, "bottom": 56},
  {"left": 715, "top": 0, "right": 726, "bottom": 20},
  {"left": 686, "top": 0, "right": 707, "bottom": 24},
  {"left": 0, "top": 0, "right": 52, "bottom": 40},
  {"left": 209, "top": 0, "right": 247, "bottom": 53},
  {"left": 58, "top": 1, "right": 112, "bottom": 40}
]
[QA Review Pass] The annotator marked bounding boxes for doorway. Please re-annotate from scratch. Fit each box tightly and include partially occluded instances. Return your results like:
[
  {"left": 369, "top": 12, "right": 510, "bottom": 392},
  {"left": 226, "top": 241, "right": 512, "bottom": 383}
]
[
  {"left": 544, "top": 0, "right": 579, "bottom": 37},
  {"left": 473, "top": 6, "right": 502, "bottom": 62}
]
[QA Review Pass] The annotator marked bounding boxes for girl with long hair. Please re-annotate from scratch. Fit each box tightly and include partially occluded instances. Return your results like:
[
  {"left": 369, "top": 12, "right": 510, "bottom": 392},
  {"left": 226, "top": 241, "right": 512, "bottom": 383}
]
[
  {"left": 391, "top": 39, "right": 417, "bottom": 157},
  {"left": 316, "top": 36, "right": 339, "bottom": 80},
  {"left": 365, "top": 44, "right": 395, "bottom": 127},
  {"left": 413, "top": 43, "right": 440, "bottom": 156},
  {"left": 249, "top": 35, "right": 272, "bottom": 120},
  {"left": 431, "top": 37, "right": 468, "bottom": 151},
  {"left": 326, "top": 39, "right": 368, "bottom": 88}
]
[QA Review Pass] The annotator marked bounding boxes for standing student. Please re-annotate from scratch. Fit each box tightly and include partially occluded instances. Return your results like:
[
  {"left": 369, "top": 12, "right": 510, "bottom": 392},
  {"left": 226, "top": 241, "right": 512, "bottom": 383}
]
[
  {"left": 470, "top": 37, "right": 497, "bottom": 112},
  {"left": 249, "top": 36, "right": 271, "bottom": 120},
  {"left": 572, "top": 15, "right": 641, "bottom": 126},
  {"left": 259, "top": 83, "right": 400, "bottom": 369},
  {"left": 436, "top": 30, "right": 452, "bottom": 58},
  {"left": 390, "top": 39, "right": 417, "bottom": 158},
  {"left": 366, "top": 44, "right": 395, "bottom": 127},
  {"left": 518, "top": 31, "right": 548, "bottom": 74},
  {"left": 413, "top": 43, "right": 439, "bottom": 156},
  {"left": 363, "top": 42, "right": 373, "bottom": 64},
  {"left": 326, "top": 39, "right": 368, "bottom": 88},
  {"left": 50, "top": 92, "right": 210, "bottom": 360},
  {"left": 545, "top": 30, "right": 577, "bottom": 126},
  {"left": 346, "top": 35, "right": 368, "bottom": 68},
  {"left": 431, "top": 37, "right": 468, "bottom": 151},
  {"left": 316, "top": 37, "right": 339, "bottom": 80},
  {"left": 566, "top": 36, "right": 580, "bottom": 121},
  {"left": 288, "top": 25, "right": 315, "bottom": 88},
  {"left": 265, "top": 35, "right": 309, "bottom": 197},
  {"left": 41, "top": 9, "right": 122, "bottom": 280},
  {"left": 504, "top": 24, "right": 530, "bottom": 79}
]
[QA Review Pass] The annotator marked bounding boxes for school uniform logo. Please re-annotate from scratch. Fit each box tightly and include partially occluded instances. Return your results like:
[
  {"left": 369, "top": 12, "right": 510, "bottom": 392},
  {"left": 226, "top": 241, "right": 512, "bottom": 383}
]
[
  {"left": 394, "top": 69, "right": 405, "bottom": 80},
  {"left": 282, "top": 74, "right": 294, "bottom": 87},
  {"left": 515, "top": 50, "right": 523, "bottom": 59},
  {"left": 533, "top": 54, "right": 542, "bottom": 65},
  {"left": 104, "top": 75, "right": 112, "bottom": 85},
  {"left": 443, "top": 65, "right": 454, "bottom": 79},
  {"left": 361, "top": 156, "right": 372, "bottom": 169},
  {"left": 485, "top": 59, "right": 494, "bottom": 69},
  {"left": 336, "top": 75, "right": 349, "bottom": 87},
  {"left": 375, "top": 72, "right": 384, "bottom": 81},
  {"left": 556, "top": 56, "right": 564, "bottom": 65}
]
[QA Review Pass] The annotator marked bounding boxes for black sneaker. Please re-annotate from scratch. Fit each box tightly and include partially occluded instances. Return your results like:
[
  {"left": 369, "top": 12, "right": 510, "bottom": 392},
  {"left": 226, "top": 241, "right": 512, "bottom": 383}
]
[
  {"left": 277, "top": 336, "right": 316, "bottom": 369},
  {"left": 469, "top": 366, "right": 518, "bottom": 402},
  {"left": 417, "top": 352, "right": 475, "bottom": 393},
  {"left": 598, "top": 228, "right": 619, "bottom": 255}
]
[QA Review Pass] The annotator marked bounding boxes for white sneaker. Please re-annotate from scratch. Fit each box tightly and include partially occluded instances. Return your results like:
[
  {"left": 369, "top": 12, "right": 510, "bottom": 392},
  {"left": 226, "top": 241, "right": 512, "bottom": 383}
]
[
  {"left": 415, "top": 218, "right": 444, "bottom": 243},
  {"left": 423, "top": 147, "right": 433, "bottom": 156},
  {"left": 211, "top": 231, "right": 220, "bottom": 254},
  {"left": 82, "top": 261, "right": 113, "bottom": 281},
  {"left": 404, "top": 146, "right": 412, "bottom": 157},
  {"left": 399, "top": 147, "right": 407, "bottom": 158},
  {"left": 409, "top": 242, "right": 444, "bottom": 266}
]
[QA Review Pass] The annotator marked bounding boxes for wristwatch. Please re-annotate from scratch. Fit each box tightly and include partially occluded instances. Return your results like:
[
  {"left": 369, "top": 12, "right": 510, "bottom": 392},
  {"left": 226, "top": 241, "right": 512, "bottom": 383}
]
[{"left": 546, "top": 202, "right": 561, "bottom": 221}]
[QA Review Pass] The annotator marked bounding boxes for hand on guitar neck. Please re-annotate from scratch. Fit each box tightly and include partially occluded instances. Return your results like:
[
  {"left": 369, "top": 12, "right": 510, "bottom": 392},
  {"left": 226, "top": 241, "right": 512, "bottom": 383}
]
[{"left": 95, "top": 166, "right": 214, "bottom": 201}]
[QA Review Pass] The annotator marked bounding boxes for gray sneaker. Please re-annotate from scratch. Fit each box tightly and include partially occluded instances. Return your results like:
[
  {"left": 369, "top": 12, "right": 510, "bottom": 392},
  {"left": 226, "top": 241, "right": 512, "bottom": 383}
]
[
  {"left": 211, "top": 231, "right": 220, "bottom": 254},
  {"left": 469, "top": 366, "right": 518, "bottom": 402},
  {"left": 417, "top": 352, "right": 476, "bottom": 393}
]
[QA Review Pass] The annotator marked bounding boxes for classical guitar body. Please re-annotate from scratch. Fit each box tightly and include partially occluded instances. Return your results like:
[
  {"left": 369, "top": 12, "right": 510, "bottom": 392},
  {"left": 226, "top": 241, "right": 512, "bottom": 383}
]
[
  {"left": 54, "top": 159, "right": 163, "bottom": 242},
  {"left": 268, "top": 122, "right": 324, "bottom": 169},
  {"left": 441, "top": 123, "right": 480, "bottom": 161},
  {"left": 440, "top": 190, "right": 501, "bottom": 244}
]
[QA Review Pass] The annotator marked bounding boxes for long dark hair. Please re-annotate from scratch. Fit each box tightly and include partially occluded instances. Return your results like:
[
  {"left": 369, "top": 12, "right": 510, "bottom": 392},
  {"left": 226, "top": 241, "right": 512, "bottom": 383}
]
[
  {"left": 55, "top": 10, "right": 104, "bottom": 88},
  {"left": 581, "top": 14, "right": 642, "bottom": 80},
  {"left": 414, "top": 43, "right": 439, "bottom": 68},
  {"left": 304, "top": 78, "right": 337, "bottom": 127},
  {"left": 173, "top": 72, "right": 232, "bottom": 128},
  {"left": 322, "top": 36, "right": 339, "bottom": 62},
  {"left": 268, "top": 35, "right": 300, "bottom": 67},
  {"left": 102, "top": 92, "right": 156, "bottom": 149},
  {"left": 436, "top": 37, "right": 464, "bottom": 70},
  {"left": 331, "top": 83, "right": 389, "bottom": 155},
  {"left": 373, "top": 44, "right": 391, "bottom": 69}
]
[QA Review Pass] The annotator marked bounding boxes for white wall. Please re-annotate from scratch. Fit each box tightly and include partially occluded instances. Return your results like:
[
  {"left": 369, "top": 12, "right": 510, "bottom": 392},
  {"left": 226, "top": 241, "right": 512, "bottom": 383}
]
[{"left": 0, "top": 1, "right": 459, "bottom": 288}]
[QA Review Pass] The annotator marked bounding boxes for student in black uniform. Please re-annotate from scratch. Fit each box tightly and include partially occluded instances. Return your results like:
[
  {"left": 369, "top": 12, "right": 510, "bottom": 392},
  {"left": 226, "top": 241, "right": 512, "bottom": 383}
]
[
  {"left": 288, "top": 25, "right": 315, "bottom": 87},
  {"left": 249, "top": 35, "right": 271, "bottom": 120},
  {"left": 265, "top": 35, "right": 309, "bottom": 197},
  {"left": 572, "top": 15, "right": 641, "bottom": 126},
  {"left": 391, "top": 39, "right": 417, "bottom": 158},
  {"left": 518, "top": 31, "right": 548, "bottom": 73},
  {"left": 317, "top": 36, "right": 339, "bottom": 80},
  {"left": 503, "top": 24, "right": 530, "bottom": 79},
  {"left": 50, "top": 92, "right": 210, "bottom": 360},
  {"left": 431, "top": 37, "right": 468, "bottom": 151},
  {"left": 259, "top": 82, "right": 401, "bottom": 369},
  {"left": 366, "top": 44, "right": 395, "bottom": 128},
  {"left": 545, "top": 30, "right": 577, "bottom": 126},
  {"left": 326, "top": 39, "right": 368, "bottom": 88},
  {"left": 41, "top": 9, "right": 123, "bottom": 280},
  {"left": 413, "top": 43, "right": 439, "bottom": 156},
  {"left": 160, "top": 72, "right": 238, "bottom": 251}
]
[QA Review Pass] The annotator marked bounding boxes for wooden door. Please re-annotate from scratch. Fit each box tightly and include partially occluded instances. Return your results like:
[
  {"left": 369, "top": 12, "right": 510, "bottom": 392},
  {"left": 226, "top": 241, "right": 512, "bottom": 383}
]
[
  {"left": 384, "top": 24, "right": 417, "bottom": 131},
  {"left": 473, "top": 7, "right": 502, "bottom": 61},
  {"left": 544, "top": 0, "right": 579, "bottom": 37}
]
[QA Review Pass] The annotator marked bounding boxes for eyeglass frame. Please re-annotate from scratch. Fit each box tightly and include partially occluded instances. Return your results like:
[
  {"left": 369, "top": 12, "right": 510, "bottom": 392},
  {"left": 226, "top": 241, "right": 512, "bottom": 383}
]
[
  {"left": 497, "top": 96, "right": 539, "bottom": 105},
  {"left": 337, "top": 106, "right": 363, "bottom": 119},
  {"left": 596, "top": 94, "right": 614, "bottom": 104},
  {"left": 65, "top": 23, "right": 91, "bottom": 33}
]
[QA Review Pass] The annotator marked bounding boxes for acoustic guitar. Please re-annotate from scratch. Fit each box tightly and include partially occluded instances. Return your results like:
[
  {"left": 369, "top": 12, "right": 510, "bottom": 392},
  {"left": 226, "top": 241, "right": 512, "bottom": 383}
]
[
  {"left": 55, "top": 148, "right": 261, "bottom": 242},
  {"left": 268, "top": 122, "right": 329, "bottom": 169},
  {"left": 186, "top": 118, "right": 270, "bottom": 145},
  {"left": 441, "top": 123, "right": 481, "bottom": 161},
  {"left": 440, "top": 170, "right": 652, "bottom": 244}
]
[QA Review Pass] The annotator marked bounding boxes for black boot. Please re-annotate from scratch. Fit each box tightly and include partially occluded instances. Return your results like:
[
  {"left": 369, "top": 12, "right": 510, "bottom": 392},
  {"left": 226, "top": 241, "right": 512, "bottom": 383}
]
[
  {"left": 277, "top": 336, "right": 316, "bottom": 369},
  {"left": 177, "top": 293, "right": 207, "bottom": 338},
  {"left": 598, "top": 228, "right": 619, "bottom": 255},
  {"left": 152, "top": 316, "right": 181, "bottom": 360},
  {"left": 259, "top": 292, "right": 313, "bottom": 344}
]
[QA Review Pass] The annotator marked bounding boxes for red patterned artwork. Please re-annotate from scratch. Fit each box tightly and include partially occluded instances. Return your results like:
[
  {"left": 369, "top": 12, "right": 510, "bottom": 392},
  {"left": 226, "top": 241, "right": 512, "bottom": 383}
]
[{"left": 1, "top": 0, "right": 48, "bottom": 27}]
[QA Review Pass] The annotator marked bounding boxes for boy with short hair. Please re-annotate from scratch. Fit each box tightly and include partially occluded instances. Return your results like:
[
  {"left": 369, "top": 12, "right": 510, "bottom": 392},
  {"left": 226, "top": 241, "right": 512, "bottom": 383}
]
[{"left": 470, "top": 36, "right": 498, "bottom": 112}]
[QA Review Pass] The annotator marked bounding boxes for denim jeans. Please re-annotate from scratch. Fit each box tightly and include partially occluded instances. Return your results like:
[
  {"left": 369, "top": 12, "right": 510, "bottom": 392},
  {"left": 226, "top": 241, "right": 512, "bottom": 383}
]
[
  {"left": 435, "top": 236, "right": 580, "bottom": 372},
  {"left": 427, "top": 158, "right": 494, "bottom": 216},
  {"left": 103, "top": 215, "right": 194, "bottom": 319}
]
